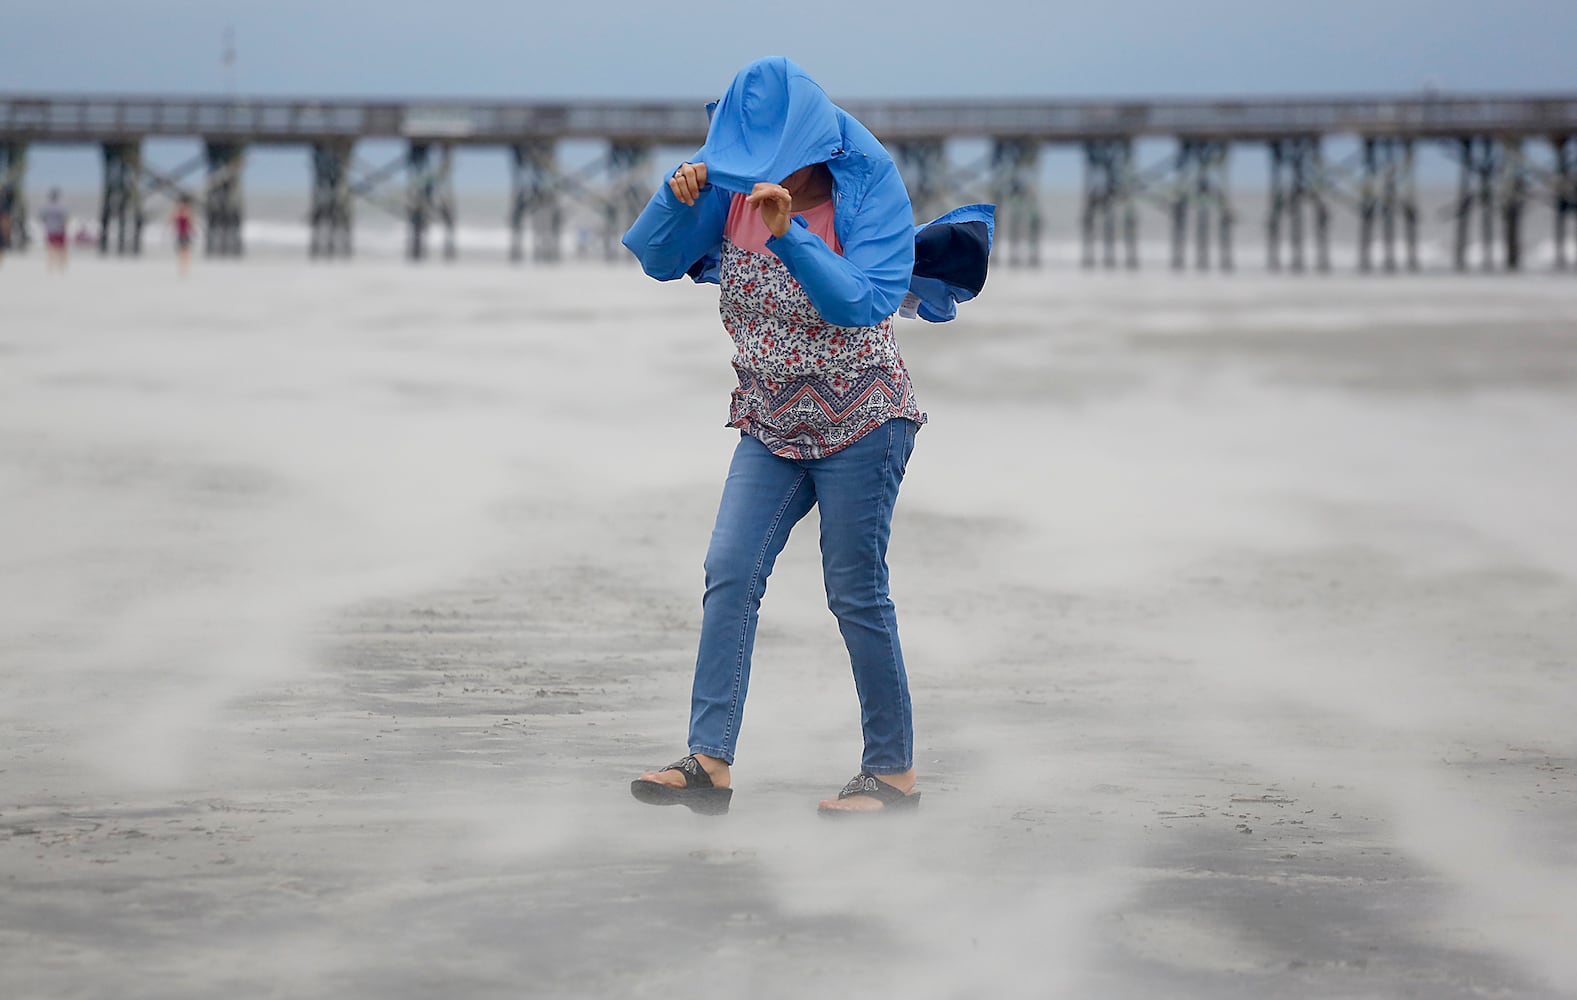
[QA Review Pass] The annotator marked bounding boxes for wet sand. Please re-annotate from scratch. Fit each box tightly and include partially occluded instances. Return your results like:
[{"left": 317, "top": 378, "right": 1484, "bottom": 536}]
[{"left": 2, "top": 256, "right": 1575, "bottom": 998}]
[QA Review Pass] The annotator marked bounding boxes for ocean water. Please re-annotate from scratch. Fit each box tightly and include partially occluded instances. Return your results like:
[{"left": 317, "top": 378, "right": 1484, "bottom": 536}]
[
  {"left": 16, "top": 183, "right": 1575, "bottom": 272},
  {"left": 178, "top": 190, "right": 1577, "bottom": 272}
]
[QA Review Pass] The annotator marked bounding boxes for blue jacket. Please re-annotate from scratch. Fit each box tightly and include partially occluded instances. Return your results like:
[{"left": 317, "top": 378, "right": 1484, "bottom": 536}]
[{"left": 621, "top": 57, "right": 991, "bottom": 327}]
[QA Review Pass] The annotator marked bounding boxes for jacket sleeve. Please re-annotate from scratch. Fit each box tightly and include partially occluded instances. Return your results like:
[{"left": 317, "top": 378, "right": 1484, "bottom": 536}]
[
  {"left": 621, "top": 175, "right": 729, "bottom": 282},
  {"left": 907, "top": 203, "right": 996, "bottom": 322},
  {"left": 763, "top": 159, "right": 916, "bottom": 328}
]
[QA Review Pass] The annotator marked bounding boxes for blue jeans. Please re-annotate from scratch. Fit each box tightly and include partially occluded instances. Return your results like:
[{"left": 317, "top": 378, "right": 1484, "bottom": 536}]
[{"left": 687, "top": 418, "right": 919, "bottom": 775}]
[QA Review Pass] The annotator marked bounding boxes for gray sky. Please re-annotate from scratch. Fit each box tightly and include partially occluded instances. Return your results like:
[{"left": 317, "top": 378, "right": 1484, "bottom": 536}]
[
  {"left": 6, "top": 0, "right": 1573, "bottom": 198},
  {"left": 4, "top": 0, "right": 1574, "bottom": 100}
]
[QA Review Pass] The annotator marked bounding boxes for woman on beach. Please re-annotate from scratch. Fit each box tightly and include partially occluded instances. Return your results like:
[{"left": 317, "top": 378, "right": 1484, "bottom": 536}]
[
  {"left": 622, "top": 57, "right": 992, "bottom": 816},
  {"left": 40, "top": 189, "right": 69, "bottom": 272},
  {"left": 171, "top": 195, "right": 196, "bottom": 275}
]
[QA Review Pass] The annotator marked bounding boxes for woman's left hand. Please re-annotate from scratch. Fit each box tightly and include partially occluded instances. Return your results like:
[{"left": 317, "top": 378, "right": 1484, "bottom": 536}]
[{"left": 745, "top": 183, "right": 793, "bottom": 238}]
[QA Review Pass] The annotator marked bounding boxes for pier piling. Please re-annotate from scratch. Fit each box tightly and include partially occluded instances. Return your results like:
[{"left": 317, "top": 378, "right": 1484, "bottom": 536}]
[
  {"left": 406, "top": 142, "right": 456, "bottom": 262},
  {"left": 99, "top": 141, "right": 144, "bottom": 255},
  {"left": 1556, "top": 136, "right": 1576, "bottom": 270},
  {"left": 989, "top": 138, "right": 1043, "bottom": 268},
  {"left": 1081, "top": 139, "right": 1138, "bottom": 270},
  {"left": 1267, "top": 137, "right": 1330, "bottom": 273},
  {"left": 0, "top": 140, "right": 26, "bottom": 249},
  {"left": 1501, "top": 138, "right": 1526, "bottom": 272},
  {"left": 1451, "top": 137, "right": 1515, "bottom": 273},
  {"left": 603, "top": 142, "right": 652, "bottom": 261},
  {"left": 1170, "top": 140, "right": 1232, "bottom": 272},
  {"left": 204, "top": 141, "right": 245, "bottom": 257},
  {"left": 893, "top": 139, "right": 949, "bottom": 224},
  {"left": 509, "top": 140, "right": 561, "bottom": 263},
  {"left": 310, "top": 140, "right": 354, "bottom": 258},
  {"left": 1358, "top": 138, "right": 1419, "bottom": 273}
]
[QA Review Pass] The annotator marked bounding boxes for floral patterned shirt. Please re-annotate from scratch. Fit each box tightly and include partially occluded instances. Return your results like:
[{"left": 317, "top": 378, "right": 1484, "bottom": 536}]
[{"left": 720, "top": 194, "right": 926, "bottom": 460}]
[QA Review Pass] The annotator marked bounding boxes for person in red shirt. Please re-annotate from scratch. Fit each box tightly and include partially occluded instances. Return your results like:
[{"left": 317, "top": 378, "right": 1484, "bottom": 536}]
[{"left": 171, "top": 195, "right": 196, "bottom": 275}]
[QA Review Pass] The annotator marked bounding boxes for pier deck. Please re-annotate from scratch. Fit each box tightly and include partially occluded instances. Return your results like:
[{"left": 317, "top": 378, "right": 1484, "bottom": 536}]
[{"left": 2, "top": 92, "right": 1574, "bottom": 270}]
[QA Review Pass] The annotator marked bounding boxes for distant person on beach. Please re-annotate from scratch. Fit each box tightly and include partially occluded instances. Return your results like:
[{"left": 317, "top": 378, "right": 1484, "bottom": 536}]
[
  {"left": 622, "top": 57, "right": 992, "bottom": 816},
  {"left": 40, "top": 189, "right": 69, "bottom": 272},
  {"left": 0, "top": 201, "right": 11, "bottom": 266},
  {"left": 171, "top": 195, "right": 196, "bottom": 275}
]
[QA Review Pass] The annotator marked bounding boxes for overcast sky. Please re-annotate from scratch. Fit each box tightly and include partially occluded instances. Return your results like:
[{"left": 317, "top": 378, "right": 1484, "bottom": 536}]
[
  {"left": 6, "top": 1, "right": 1573, "bottom": 198},
  {"left": 4, "top": 0, "right": 1574, "bottom": 100}
]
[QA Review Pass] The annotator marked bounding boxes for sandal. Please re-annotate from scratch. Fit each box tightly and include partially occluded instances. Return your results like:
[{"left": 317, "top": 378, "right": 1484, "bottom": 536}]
[
  {"left": 817, "top": 771, "right": 921, "bottom": 816},
  {"left": 629, "top": 755, "right": 733, "bottom": 815}
]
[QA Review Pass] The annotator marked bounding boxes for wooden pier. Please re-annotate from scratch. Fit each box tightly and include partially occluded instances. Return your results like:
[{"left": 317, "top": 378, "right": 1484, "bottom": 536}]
[{"left": 2, "top": 92, "right": 1575, "bottom": 271}]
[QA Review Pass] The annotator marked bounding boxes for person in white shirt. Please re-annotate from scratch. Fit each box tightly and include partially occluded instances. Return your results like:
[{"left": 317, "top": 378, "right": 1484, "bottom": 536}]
[{"left": 39, "top": 189, "right": 69, "bottom": 272}]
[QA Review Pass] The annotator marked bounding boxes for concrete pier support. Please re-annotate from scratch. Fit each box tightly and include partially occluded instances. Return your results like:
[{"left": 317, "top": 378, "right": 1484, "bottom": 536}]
[
  {"left": 1448, "top": 138, "right": 1529, "bottom": 272},
  {"left": 509, "top": 140, "right": 561, "bottom": 263},
  {"left": 1170, "top": 140, "right": 1232, "bottom": 272},
  {"left": 1450, "top": 137, "right": 1522, "bottom": 272},
  {"left": 407, "top": 142, "right": 456, "bottom": 262},
  {"left": 603, "top": 141, "right": 652, "bottom": 261},
  {"left": 1080, "top": 139, "right": 1137, "bottom": 270},
  {"left": 100, "top": 141, "right": 144, "bottom": 255},
  {"left": 204, "top": 141, "right": 245, "bottom": 257},
  {"left": 1267, "top": 137, "right": 1330, "bottom": 273},
  {"left": 1358, "top": 138, "right": 1418, "bottom": 273},
  {"left": 989, "top": 138, "right": 1042, "bottom": 267},
  {"left": 893, "top": 139, "right": 948, "bottom": 223},
  {"left": 1555, "top": 136, "right": 1576, "bottom": 271},
  {"left": 1500, "top": 139, "right": 1527, "bottom": 272},
  {"left": 309, "top": 140, "right": 354, "bottom": 259},
  {"left": 0, "top": 141, "right": 26, "bottom": 251}
]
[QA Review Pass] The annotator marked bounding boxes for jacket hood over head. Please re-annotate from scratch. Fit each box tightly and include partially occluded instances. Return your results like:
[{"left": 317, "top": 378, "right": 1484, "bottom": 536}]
[
  {"left": 695, "top": 57, "right": 843, "bottom": 193},
  {"left": 623, "top": 56, "right": 992, "bottom": 326}
]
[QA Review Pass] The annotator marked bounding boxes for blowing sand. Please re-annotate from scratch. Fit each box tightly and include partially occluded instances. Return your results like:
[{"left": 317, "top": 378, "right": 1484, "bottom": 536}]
[{"left": 2, "top": 255, "right": 1575, "bottom": 998}]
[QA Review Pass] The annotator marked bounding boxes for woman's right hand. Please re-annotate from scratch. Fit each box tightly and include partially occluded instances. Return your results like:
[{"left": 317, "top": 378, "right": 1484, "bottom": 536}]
[{"left": 669, "top": 162, "right": 708, "bottom": 206}]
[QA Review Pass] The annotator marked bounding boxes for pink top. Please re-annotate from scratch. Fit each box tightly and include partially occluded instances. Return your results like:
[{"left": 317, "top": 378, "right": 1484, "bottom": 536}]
[
  {"left": 717, "top": 192, "right": 923, "bottom": 460},
  {"left": 724, "top": 194, "right": 841, "bottom": 256}
]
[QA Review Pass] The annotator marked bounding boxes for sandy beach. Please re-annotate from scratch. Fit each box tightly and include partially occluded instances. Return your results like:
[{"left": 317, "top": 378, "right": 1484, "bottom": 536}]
[{"left": 2, "top": 254, "right": 1575, "bottom": 998}]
